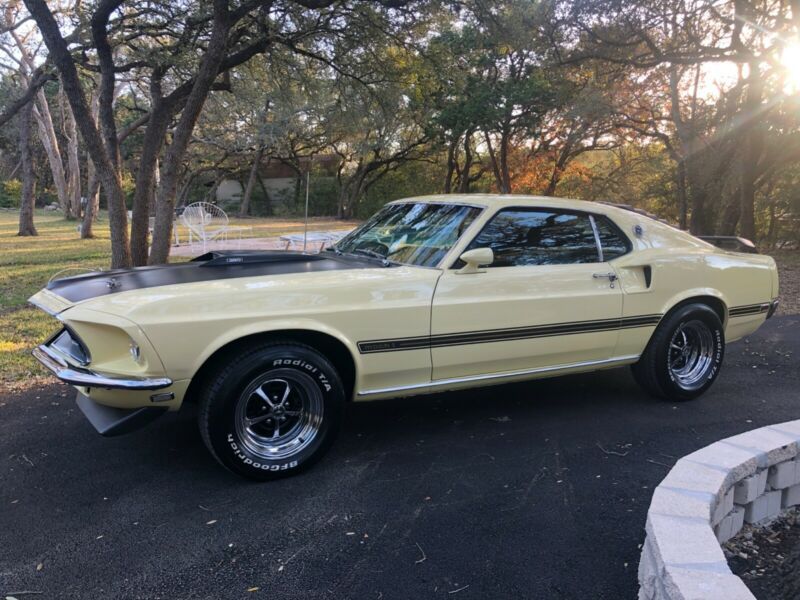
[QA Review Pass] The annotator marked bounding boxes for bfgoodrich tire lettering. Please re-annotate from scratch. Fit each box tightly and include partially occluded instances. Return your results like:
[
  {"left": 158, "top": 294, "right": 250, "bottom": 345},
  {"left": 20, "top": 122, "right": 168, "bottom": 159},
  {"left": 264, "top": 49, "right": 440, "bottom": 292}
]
[
  {"left": 198, "top": 341, "right": 345, "bottom": 480},
  {"left": 632, "top": 303, "right": 725, "bottom": 401}
]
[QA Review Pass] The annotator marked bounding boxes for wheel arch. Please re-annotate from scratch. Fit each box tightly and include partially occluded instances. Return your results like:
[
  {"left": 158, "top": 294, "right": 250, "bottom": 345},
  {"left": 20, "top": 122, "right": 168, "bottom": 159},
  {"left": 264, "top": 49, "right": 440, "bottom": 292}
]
[
  {"left": 659, "top": 291, "right": 728, "bottom": 327},
  {"left": 184, "top": 325, "right": 359, "bottom": 405}
]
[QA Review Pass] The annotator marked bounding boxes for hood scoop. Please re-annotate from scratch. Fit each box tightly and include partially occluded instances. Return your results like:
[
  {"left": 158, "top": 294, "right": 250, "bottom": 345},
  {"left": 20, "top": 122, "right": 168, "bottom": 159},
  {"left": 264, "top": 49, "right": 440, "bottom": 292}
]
[{"left": 193, "top": 250, "right": 325, "bottom": 267}]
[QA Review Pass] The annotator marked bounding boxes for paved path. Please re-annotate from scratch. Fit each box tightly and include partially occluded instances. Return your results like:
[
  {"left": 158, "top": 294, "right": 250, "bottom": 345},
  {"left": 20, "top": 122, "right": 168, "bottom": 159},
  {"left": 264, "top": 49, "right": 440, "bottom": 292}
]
[{"left": 1, "top": 316, "right": 798, "bottom": 599}]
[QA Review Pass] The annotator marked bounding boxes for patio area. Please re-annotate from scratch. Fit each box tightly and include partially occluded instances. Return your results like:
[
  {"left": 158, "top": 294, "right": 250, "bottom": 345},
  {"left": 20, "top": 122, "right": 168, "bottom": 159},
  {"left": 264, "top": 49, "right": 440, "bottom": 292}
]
[{"left": 168, "top": 229, "right": 353, "bottom": 257}]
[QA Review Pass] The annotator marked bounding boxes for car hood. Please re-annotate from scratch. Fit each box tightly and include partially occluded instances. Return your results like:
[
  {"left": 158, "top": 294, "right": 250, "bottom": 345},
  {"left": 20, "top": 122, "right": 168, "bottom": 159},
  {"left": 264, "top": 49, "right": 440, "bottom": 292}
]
[{"left": 32, "top": 250, "right": 382, "bottom": 308}]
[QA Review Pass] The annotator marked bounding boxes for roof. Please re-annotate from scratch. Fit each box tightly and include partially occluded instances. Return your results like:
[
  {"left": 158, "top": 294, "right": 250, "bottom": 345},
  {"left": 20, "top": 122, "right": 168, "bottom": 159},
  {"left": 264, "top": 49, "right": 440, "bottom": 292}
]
[{"left": 390, "top": 194, "right": 631, "bottom": 217}]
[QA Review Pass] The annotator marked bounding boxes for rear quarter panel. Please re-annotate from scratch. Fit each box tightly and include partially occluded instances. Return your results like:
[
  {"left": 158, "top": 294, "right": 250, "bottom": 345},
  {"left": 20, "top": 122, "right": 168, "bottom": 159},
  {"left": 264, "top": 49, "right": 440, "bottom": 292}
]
[{"left": 607, "top": 210, "right": 777, "bottom": 356}]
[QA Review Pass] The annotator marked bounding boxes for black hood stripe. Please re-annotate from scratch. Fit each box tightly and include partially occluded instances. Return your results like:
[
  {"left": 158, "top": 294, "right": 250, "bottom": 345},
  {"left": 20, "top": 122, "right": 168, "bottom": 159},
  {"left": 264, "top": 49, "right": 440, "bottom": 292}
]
[{"left": 46, "top": 251, "right": 380, "bottom": 303}]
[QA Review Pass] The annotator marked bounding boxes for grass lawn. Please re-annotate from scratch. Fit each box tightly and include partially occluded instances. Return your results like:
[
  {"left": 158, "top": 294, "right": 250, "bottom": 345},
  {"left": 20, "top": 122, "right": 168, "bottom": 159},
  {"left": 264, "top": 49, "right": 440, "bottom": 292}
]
[{"left": 0, "top": 209, "right": 357, "bottom": 391}]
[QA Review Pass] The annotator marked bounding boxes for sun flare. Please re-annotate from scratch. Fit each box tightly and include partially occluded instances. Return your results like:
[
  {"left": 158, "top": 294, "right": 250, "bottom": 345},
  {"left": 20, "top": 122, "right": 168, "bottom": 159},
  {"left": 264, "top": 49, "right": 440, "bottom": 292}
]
[{"left": 780, "top": 42, "right": 800, "bottom": 92}]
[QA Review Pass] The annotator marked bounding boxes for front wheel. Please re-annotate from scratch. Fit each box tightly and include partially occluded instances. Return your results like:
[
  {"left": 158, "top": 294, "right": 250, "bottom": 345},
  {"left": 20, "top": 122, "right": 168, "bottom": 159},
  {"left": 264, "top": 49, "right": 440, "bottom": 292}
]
[
  {"left": 198, "top": 341, "right": 345, "bottom": 480},
  {"left": 632, "top": 304, "right": 725, "bottom": 401}
]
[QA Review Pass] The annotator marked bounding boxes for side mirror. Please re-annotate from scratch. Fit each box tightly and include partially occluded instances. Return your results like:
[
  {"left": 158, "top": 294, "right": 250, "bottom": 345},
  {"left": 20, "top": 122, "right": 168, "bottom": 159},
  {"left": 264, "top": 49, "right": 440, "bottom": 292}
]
[{"left": 457, "top": 247, "right": 493, "bottom": 274}]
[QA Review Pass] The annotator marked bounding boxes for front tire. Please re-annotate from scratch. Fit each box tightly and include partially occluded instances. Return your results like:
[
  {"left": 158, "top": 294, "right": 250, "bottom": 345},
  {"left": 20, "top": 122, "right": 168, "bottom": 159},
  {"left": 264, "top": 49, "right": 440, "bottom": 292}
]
[
  {"left": 632, "top": 304, "right": 725, "bottom": 401},
  {"left": 198, "top": 341, "right": 345, "bottom": 480}
]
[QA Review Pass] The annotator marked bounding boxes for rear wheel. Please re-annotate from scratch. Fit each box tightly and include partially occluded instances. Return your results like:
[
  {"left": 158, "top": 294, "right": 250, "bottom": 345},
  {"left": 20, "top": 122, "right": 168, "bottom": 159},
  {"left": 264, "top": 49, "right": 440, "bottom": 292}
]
[
  {"left": 198, "top": 341, "right": 345, "bottom": 480},
  {"left": 632, "top": 303, "right": 724, "bottom": 401}
]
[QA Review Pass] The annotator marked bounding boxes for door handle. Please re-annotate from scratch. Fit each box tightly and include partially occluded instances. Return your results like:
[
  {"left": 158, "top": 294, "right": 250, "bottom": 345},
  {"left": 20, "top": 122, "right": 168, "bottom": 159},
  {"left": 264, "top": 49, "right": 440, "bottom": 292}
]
[{"left": 592, "top": 272, "right": 618, "bottom": 288}]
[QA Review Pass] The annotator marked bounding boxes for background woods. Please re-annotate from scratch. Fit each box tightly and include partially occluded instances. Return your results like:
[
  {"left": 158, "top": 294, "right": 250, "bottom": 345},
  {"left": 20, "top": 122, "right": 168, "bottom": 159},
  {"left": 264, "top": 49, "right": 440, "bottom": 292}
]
[{"left": 0, "top": 0, "right": 799, "bottom": 267}]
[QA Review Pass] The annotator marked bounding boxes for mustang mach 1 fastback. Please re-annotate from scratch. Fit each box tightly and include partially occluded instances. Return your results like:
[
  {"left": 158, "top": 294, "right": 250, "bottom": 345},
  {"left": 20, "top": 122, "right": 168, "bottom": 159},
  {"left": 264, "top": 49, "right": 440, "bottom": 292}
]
[{"left": 30, "top": 195, "right": 779, "bottom": 479}]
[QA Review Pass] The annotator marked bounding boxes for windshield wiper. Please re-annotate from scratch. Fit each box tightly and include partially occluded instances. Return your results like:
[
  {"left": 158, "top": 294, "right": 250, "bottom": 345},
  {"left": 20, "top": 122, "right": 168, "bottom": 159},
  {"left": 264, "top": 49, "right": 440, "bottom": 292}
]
[{"left": 351, "top": 248, "right": 393, "bottom": 267}]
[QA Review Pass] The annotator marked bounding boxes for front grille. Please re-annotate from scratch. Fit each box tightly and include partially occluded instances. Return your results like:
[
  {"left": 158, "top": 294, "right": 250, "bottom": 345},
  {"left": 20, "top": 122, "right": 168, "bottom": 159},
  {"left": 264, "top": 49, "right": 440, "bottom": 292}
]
[{"left": 48, "top": 328, "right": 91, "bottom": 366}]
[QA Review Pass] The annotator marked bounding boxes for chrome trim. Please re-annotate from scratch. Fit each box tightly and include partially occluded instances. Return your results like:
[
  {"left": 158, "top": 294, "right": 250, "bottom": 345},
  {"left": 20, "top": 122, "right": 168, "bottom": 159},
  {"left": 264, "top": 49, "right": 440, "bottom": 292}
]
[
  {"left": 767, "top": 299, "right": 779, "bottom": 319},
  {"left": 592, "top": 272, "right": 618, "bottom": 281},
  {"left": 589, "top": 214, "right": 604, "bottom": 262},
  {"left": 33, "top": 345, "right": 172, "bottom": 391},
  {"left": 357, "top": 354, "right": 641, "bottom": 397}
]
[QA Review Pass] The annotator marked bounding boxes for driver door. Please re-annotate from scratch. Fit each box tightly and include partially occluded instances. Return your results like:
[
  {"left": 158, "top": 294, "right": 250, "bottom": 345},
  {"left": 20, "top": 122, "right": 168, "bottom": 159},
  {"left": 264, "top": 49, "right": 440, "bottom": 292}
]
[{"left": 430, "top": 208, "right": 624, "bottom": 380}]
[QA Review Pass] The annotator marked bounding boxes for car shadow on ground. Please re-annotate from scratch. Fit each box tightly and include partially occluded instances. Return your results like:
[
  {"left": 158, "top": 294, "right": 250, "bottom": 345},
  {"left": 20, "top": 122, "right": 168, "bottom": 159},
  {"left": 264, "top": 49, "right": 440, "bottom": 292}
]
[{"left": 133, "top": 366, "right": 654, "bottom": 484}]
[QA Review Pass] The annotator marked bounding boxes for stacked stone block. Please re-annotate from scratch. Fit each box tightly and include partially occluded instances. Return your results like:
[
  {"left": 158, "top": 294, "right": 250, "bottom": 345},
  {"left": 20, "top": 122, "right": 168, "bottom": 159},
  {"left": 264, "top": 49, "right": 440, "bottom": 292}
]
[{"left": 638, "top": 420, "right": 800, "bottom": 600}]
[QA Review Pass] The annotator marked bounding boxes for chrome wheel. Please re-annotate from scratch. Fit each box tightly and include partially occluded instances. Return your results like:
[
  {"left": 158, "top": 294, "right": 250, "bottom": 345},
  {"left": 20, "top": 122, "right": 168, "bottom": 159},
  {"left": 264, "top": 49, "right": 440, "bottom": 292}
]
[
  {"left": 668, "top": 320, "right": 715, "bottom": 390},
  {"left": 234, "top": 369, "right": 324, "bottom": 460}
]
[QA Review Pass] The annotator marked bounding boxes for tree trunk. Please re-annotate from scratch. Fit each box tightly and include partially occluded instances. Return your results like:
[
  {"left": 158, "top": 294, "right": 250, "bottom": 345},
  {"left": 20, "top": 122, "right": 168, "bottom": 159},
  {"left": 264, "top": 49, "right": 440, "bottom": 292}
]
[
  {"left": 676, "top": 158, "right": 688, "bottom": 230},
  {"left": 543, "top": 145, "right": 573, "bottom": 197},
  {"left": 669, "top": 66, "right": 713, "bottom": 235},
  {"left": 24, "top": 0, "right": 132, "bottom": 268},
  {"left": 64, "top": 93, "right": 82, "bottom": 219},
  {"left": 80, "top": 92, "right": 101, "bottom": 239},
  {"left": 458, "top": 131, "right": 474, "bottom": 193},
  {"left": 483, "top": 131, "right": 504, "bottom": 193},
  {"left": 718, "top": 192, "right": 741, "bottom": 235},
  {"left": 131, "top": 102, "right": 172, "bottom": 265},
  {"left": 205, "top": 174, "right": 226, "bottom": 202},
  {"left": 9, "top": 27, "right": 70, "bottom": 217},
  {"left": 766, "top": 196, "right": 778, "bottom": 250},
  {"left": 33, "top": 94, "right": 70, "bottom": 218},
  {"left": 739, "top": 62, "right": 764, "bottom": 242},
  {"left": 256, "top": 171, "right": 272, "bottom": 216},
  {"left": 444, "top": 137, "right": 458, "bottom": 193},
  {"left": 80, "top": 163, "right": 100, "bottom": 238},
  {"left": 239, "top": 146, "right": 263, "bottom": 217},
  {"left": 498, "top": 126, "right": 512, "bottom": 194},
  {"left": 149, "top": 0, "right": 231, "bottom": 265},
  {"left": 17, "top": 99, "right": 37, "bottom": 237}
]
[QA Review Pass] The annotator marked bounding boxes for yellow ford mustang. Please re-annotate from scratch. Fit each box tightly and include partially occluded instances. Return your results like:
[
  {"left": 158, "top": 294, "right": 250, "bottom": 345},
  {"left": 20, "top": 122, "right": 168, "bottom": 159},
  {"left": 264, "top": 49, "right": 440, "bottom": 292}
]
[{"left": 30, "top": 195, "right": 779, "bottom": 480}]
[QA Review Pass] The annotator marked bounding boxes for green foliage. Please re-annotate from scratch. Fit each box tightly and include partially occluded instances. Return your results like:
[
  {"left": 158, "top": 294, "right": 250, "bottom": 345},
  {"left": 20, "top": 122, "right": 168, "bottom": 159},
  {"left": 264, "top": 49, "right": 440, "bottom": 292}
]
[
  {"left": 0, "top": 179, "right": 22, "bottom": 208},
  {"left": 359, "top": 162, "right": 445, "bottom": 218}
]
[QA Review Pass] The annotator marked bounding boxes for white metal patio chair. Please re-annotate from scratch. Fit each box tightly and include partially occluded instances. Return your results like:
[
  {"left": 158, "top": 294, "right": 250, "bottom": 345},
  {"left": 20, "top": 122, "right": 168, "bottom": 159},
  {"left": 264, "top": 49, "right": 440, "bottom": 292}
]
[{"left": 180, "top": 202, "right": 233, "bottom": 252}]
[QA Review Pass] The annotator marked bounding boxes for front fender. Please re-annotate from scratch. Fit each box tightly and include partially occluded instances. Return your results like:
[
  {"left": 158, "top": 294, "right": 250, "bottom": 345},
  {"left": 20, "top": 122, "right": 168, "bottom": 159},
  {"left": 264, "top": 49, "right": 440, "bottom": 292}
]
[{"left": 181, "top": 318, "right": 362, "bottom": 384}]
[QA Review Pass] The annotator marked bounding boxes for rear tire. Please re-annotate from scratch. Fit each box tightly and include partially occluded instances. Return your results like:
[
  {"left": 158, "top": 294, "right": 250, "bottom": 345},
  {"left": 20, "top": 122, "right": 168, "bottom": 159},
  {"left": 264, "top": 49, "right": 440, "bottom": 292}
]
[
  {"left": 632, "top": 303, "right": 724, "bottom": 401},
  {"left": 197, "top": 341, "right": 345, "bottom": 480}
]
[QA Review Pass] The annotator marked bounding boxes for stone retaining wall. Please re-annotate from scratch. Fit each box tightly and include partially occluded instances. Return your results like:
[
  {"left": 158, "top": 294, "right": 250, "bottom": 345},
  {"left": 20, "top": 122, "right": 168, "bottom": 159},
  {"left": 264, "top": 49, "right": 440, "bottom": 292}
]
[{"left": 638, "top": 419, "right": 800, "bottom": 600}]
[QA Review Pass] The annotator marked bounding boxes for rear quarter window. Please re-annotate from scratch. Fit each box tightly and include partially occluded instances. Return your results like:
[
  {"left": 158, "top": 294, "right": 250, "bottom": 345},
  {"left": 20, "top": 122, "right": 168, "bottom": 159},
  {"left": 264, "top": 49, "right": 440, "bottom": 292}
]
[{"left": 594, "top": 215, "right": 631, "bottom": 260}]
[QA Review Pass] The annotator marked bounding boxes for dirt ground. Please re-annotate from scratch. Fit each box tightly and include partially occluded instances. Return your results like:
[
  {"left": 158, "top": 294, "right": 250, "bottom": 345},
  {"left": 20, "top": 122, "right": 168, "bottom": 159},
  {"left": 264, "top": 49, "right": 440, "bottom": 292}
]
[
  {"left": 726, "top": 509, "right": 800, "bottom": 599},
  {"left": 772, "top": 251, "right": 800, "bottom": 315}
]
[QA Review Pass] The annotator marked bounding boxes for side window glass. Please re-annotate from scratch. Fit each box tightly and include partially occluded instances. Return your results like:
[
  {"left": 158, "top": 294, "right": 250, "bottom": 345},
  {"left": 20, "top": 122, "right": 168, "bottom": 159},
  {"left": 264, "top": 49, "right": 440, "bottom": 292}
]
[
  {"left": 464, "top": 209, "right": 600, "bottom": 267},
  {"left": 594, "top": 216, "right": 631, "bottom": 261}
]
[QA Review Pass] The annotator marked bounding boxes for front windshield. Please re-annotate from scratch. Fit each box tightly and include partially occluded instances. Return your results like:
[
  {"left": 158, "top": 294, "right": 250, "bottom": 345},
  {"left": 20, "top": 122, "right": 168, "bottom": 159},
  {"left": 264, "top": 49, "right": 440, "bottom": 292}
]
[{"left": 334, "top": 202, "right": 482, "bottom": 267}]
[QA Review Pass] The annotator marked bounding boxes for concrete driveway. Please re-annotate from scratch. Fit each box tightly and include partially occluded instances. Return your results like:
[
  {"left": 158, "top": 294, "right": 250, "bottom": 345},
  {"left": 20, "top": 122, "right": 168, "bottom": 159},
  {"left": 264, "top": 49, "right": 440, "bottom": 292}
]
[{"left": 1, "top": 316, "right": 798, "bottom": 599}]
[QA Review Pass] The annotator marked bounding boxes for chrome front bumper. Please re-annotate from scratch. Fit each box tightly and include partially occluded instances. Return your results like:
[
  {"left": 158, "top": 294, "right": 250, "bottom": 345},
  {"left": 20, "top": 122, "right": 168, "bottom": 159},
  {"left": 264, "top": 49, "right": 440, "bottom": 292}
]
[{"left": 33, "top": 343, "right": 172, "bottom": 391}]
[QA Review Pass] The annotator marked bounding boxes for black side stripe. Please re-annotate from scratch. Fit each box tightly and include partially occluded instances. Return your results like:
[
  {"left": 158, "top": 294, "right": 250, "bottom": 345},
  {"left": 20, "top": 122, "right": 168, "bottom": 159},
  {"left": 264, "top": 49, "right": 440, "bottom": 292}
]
[
  {"left": 729, "top": 303, "right": 770, "bottom": 317},
  {"left": 358, "top": 314, "right": 663, "bottom": 354}
]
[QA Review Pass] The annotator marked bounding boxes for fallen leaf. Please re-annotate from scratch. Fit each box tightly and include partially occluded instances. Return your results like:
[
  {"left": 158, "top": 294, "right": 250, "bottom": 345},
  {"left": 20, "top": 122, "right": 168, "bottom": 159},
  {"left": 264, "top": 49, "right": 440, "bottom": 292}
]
[
  {"left": 36, "top": 562, "right": 43, "bottom": 571},
  {"left": 206, "top": 520, "right": 217, "bottom": 525},
  {"left": 246, "top": 587, "right": 259, "bottom": 593}
]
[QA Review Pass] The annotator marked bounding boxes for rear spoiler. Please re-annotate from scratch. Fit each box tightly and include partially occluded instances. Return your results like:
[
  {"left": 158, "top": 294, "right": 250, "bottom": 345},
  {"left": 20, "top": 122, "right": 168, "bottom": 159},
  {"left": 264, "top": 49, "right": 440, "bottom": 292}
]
[{"left": 696, "top": 236, "right": 759, "bottom": 254}]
